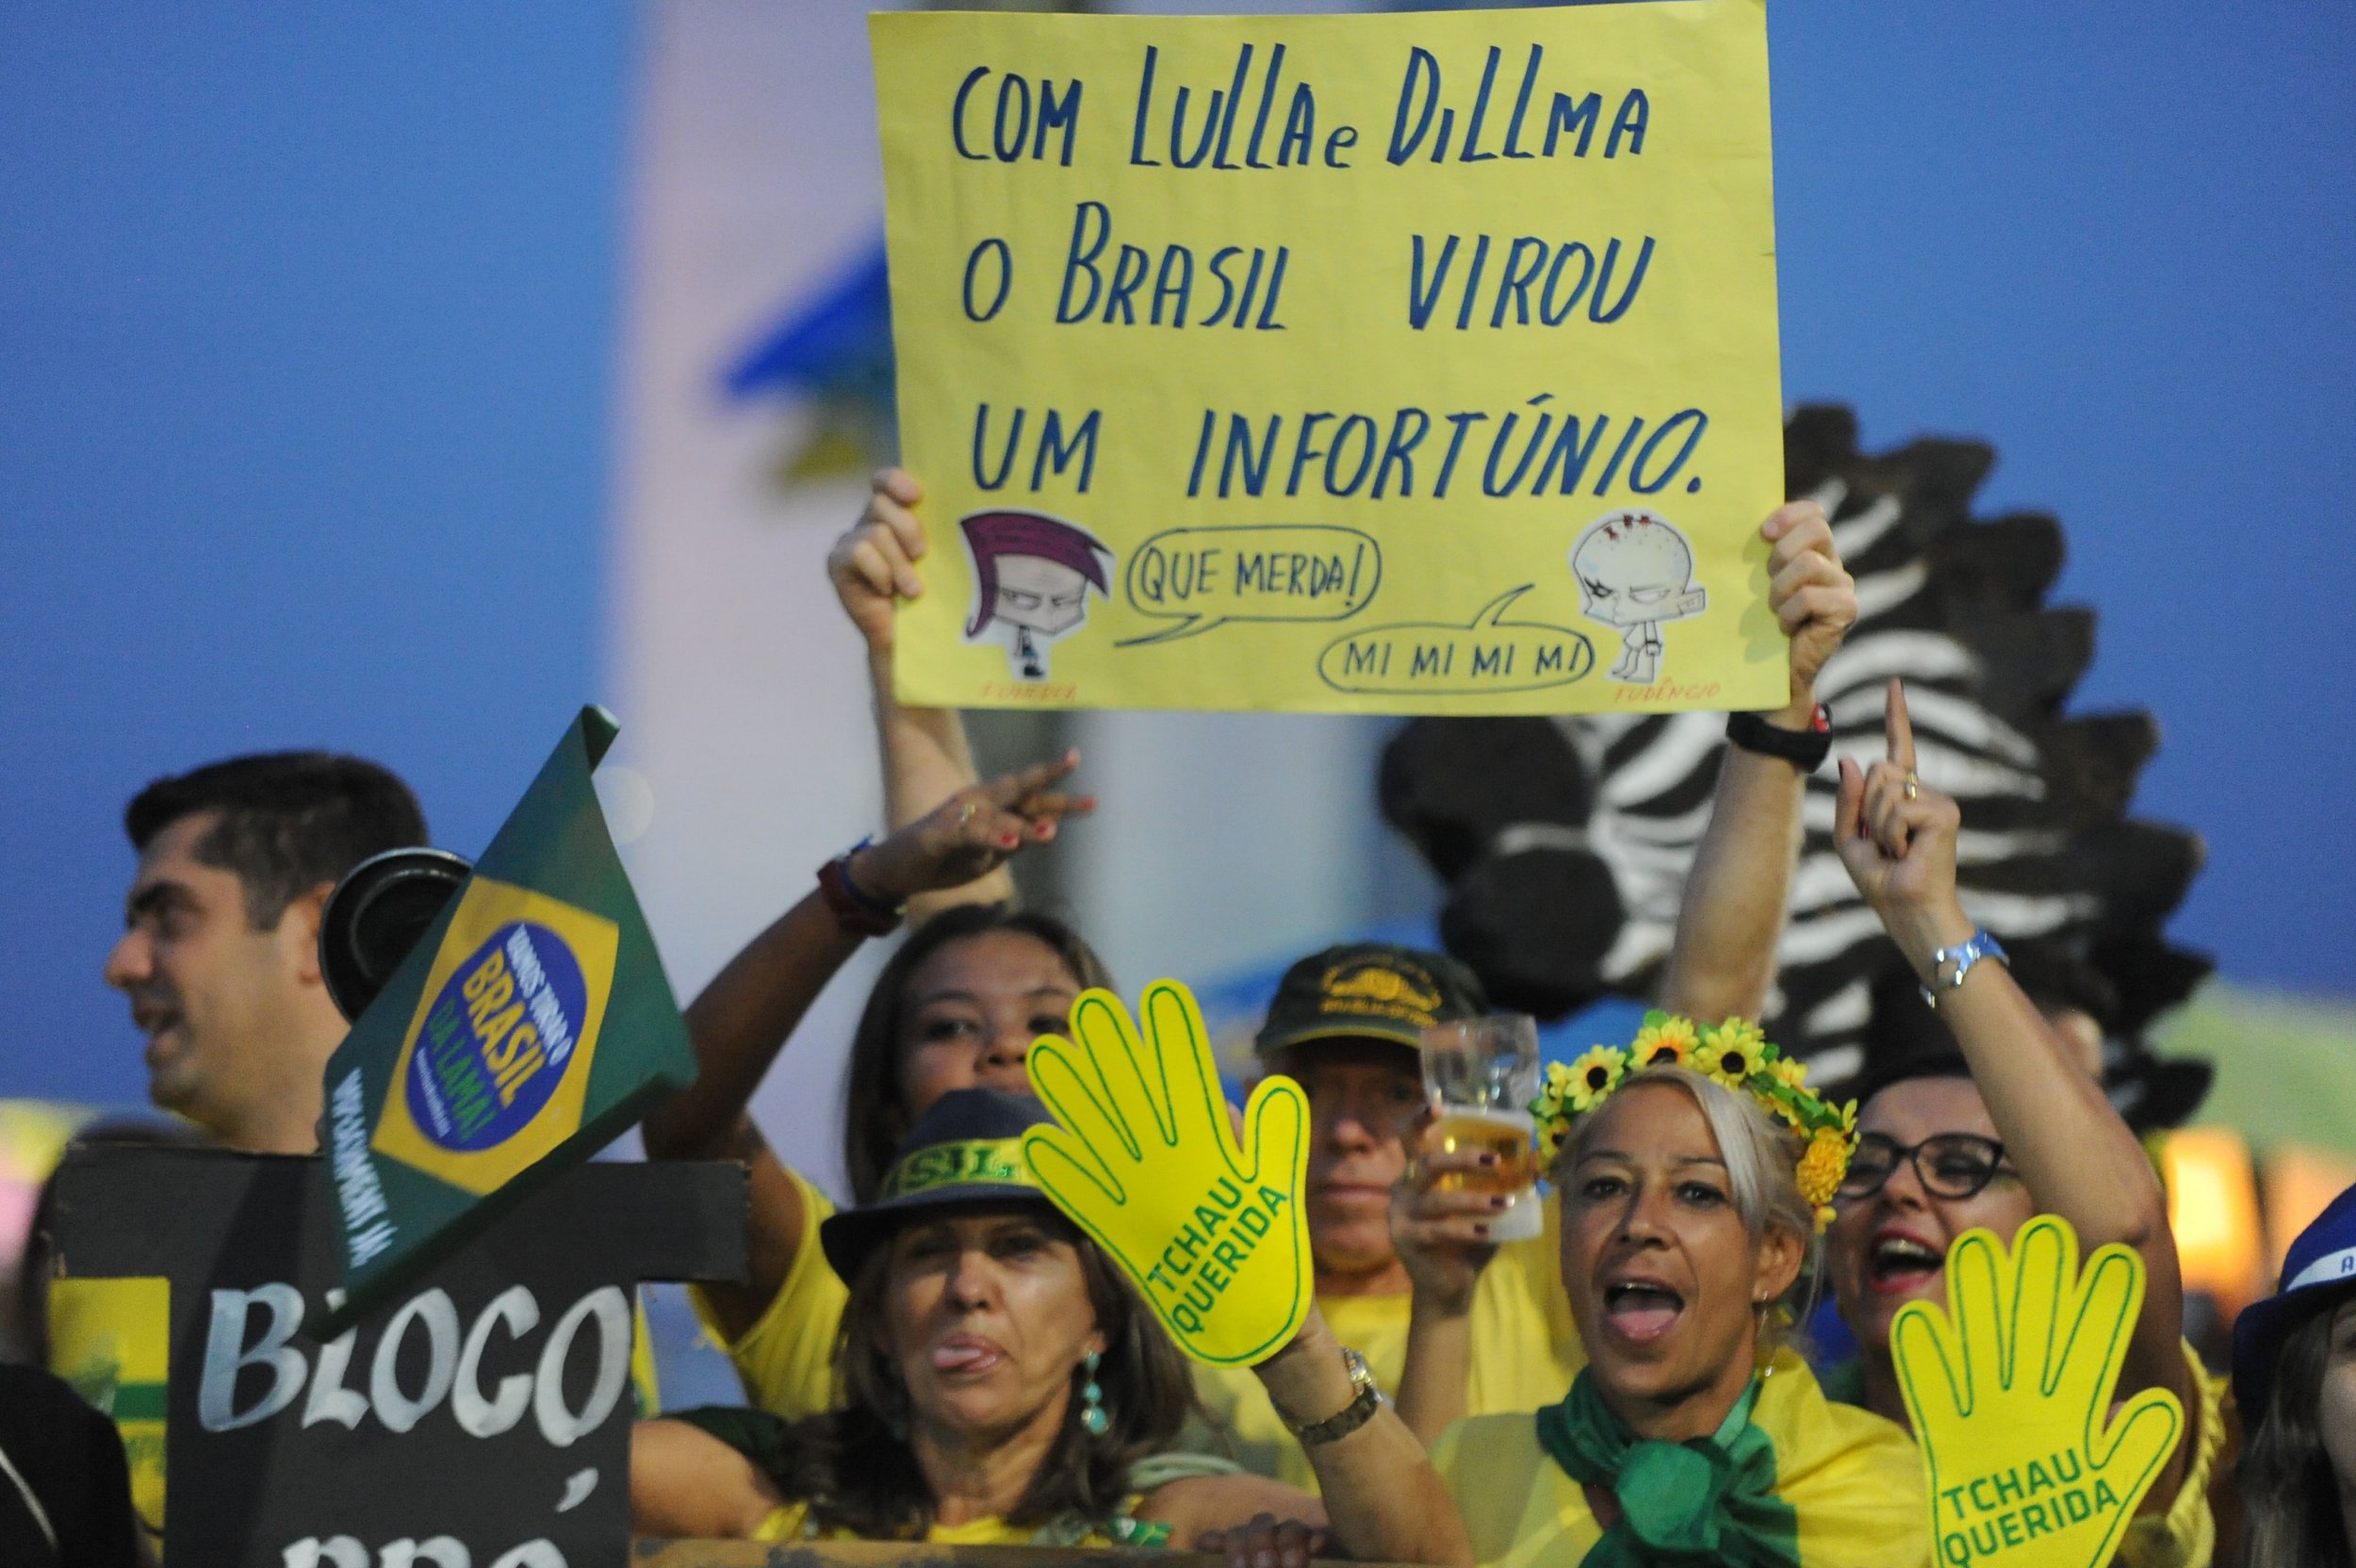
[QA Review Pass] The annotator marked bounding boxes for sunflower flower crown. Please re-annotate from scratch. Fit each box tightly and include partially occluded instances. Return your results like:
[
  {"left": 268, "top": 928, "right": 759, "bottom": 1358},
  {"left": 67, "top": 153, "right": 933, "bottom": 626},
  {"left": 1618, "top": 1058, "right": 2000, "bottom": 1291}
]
[{"left": 1531, "top": 1010, "right": 1859, "bottom": 1230}]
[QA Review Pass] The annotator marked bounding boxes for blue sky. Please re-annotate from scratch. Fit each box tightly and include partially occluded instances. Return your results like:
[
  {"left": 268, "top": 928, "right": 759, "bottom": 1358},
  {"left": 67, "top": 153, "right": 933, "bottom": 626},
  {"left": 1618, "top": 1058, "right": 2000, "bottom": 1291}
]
[{"left": 2, "top": 3, "right": 2348, "bottom": 1107}]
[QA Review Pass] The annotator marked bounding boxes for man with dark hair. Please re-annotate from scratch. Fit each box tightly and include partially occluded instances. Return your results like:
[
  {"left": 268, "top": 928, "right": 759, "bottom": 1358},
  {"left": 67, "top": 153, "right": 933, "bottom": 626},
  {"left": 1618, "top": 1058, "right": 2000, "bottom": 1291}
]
[
  {"left": 103, "top": 751, "right": 426, "bottom": 1152},
  {"left": 67, "top": 753, "right": 428, "bottom": 1547},
  {"left": 83, "top": 753, "right": 661, "bottom": 1550}
]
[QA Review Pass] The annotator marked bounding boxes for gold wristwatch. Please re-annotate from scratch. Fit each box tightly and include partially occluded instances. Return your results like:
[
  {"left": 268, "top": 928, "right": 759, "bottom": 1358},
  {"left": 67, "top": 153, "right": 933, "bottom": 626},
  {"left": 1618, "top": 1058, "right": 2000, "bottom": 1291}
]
[{"left": 1285, "top": 1346, "right": 1383, "bottom": 1446}]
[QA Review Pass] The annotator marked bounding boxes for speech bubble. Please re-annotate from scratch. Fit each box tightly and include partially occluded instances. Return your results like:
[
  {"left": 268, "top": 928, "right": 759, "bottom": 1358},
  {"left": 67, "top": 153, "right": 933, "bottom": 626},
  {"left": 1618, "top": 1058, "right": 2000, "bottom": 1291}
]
[
  {"left": 1119, "top": 524, "right": 1381, "bottom": 646},
  {"left": 1317, "top": 586, "right": 1595, "bottom": 694}
]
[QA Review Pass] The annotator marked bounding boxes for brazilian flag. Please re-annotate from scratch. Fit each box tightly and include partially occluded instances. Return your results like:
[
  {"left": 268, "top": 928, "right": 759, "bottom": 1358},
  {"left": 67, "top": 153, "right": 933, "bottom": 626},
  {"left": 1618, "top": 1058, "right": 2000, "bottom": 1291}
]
[{"left": 314, "top": 707, "right": 694, "bottom": 1332}]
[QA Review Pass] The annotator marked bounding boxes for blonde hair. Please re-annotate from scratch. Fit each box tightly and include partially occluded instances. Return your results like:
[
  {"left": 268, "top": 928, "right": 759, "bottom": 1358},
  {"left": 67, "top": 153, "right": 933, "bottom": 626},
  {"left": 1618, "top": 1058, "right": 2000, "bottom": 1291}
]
[{"left": 1562, "top": 1066, "right": 1820, "bottom": 1335}]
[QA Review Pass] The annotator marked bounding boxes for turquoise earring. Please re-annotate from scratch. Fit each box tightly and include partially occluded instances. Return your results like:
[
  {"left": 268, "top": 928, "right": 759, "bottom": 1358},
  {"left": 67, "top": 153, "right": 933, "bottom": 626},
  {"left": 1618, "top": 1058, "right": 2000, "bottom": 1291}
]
[{"left": 1080, "top": 1350, "right": 1109, "bottom": 1436}]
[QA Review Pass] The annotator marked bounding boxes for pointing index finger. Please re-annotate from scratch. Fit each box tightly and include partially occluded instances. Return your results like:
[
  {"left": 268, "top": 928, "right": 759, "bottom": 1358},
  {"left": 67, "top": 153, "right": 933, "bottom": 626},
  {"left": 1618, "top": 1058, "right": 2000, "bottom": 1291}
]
[{"left": 1886, "top": 678, "right": 1918, "bottom": 773}]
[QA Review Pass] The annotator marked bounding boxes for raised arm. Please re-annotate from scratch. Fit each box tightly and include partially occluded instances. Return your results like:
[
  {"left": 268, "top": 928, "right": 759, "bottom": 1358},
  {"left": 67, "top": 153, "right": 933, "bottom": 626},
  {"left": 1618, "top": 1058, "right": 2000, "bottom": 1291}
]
[
  {"left": 830, "top": 466, "right": 1006, "bottom": 920},
  {"left": 1390, "top": 1103, "right": 1496, "bottom": 1447},
  {"left": 1657, "top": 498, "right": 1857, "bottom": 1021},
  {"left": 1835, "top": 680, "right": 2192, "bottom": 1489},
  {"left": 642, "top": 757, "right": 1090, "bottom": 1337}
]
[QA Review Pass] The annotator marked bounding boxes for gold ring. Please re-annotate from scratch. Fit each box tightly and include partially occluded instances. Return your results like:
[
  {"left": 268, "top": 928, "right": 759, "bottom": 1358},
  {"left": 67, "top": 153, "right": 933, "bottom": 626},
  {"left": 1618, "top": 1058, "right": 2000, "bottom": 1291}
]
[
  {"left": 1903, "top": 773, "right": 1920, "bottom": 801},
  {"left": 957, "top": 801, "right": 976, "bottom": 825}
]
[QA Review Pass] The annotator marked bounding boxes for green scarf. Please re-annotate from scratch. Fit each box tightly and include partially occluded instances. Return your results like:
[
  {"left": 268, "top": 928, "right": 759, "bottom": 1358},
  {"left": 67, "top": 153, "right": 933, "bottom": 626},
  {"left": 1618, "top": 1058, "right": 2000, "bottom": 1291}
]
[{"left": 1534, "top": 1370, "right": 1801, "bottom": 1567}]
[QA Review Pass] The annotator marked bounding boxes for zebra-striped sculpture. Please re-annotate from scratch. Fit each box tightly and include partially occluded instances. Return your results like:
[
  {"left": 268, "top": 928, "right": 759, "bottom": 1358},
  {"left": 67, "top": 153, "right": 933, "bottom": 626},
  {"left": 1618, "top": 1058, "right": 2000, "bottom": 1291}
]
[{"left": 1380, "top": 404, "right": 2211, "bottom": 1127}]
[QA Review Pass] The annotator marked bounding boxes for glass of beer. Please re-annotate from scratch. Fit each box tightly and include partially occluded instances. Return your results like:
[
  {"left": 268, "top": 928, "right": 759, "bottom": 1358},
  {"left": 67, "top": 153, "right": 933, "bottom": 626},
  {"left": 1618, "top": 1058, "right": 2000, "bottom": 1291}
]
[{"left": 1419, "top": 1014, "right": 1544, "bottom": 1242}]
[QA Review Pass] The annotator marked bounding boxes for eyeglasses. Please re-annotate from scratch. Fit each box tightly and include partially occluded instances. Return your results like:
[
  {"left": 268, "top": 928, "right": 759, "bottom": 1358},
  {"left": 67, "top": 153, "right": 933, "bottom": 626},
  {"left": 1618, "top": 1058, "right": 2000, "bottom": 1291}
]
[{"left": 1837, "top": 1133, "right": 2017, "bottom": 1201}]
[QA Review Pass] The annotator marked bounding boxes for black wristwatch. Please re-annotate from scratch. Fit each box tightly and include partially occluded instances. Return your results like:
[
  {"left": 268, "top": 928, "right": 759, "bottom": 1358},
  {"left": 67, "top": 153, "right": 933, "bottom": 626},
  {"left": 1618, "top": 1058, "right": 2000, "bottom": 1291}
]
[{"left": 1726, "top": 703, "right": 1833, "bottom": 773}]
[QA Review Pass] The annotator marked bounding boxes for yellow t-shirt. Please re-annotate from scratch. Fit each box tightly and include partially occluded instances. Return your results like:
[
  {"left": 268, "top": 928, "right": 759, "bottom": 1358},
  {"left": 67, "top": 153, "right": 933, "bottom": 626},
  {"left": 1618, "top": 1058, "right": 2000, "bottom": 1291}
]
[
  {"left": 2116, "top": 1341, "right": 2226, "bottom": 1568},
  {"left": 692, "top": 1165, "right": 853, "bottom": 1418},
  {"left": 1191, "top": 1191, "right": 1585, "bottom": 1491},
  {"left": 752, "top": 1496, "right": 1168, "bottom": 1547},
  {"left": 1432, "top": 1348, "right": 1930, "bottom": 1568}
]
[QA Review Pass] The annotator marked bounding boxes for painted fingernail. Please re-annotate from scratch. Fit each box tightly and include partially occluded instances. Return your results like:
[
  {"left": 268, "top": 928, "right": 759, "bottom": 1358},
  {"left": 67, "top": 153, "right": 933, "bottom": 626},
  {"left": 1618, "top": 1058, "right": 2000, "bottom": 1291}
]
[
  {"left": 999, "top": 832, "right": 1020, "bottom": 848},
  {"left": 1033, "top": 821, "right": 1054, "bottom": 839},
  {"left": 1477, "top": 1152, "right": 1498, "bottom": 1168},
  {"left": 1489, "top": 1195, "right": 1509, "bottom": 1210},
  {"left": 1472, "top": 1222, "right": 1490, "bottom": 1237}
]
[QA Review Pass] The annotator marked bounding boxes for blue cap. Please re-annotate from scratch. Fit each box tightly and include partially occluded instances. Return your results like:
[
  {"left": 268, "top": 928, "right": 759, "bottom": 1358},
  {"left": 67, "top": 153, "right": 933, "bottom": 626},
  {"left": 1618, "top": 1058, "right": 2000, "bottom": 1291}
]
[{"left": 2233, "top": 1181, "right": 2356, "bottom": 1419}]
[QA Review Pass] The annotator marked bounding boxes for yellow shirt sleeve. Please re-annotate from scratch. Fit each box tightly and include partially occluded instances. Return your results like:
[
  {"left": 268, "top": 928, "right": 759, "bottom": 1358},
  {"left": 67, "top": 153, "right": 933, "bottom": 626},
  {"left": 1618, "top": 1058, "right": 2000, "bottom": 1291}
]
[
  {"left": 689, "top": 1165, "right": 851, "bottom": 1418},
  {"left": 2116, "top": 1340, "right": 2224, "bottom": 1568},
  {"left": 1188, "top": 1193, "right": 1586, "bottom": 1491},
  {"left": 751, "top": 1500, "right": 810, "bottom": 1543}
]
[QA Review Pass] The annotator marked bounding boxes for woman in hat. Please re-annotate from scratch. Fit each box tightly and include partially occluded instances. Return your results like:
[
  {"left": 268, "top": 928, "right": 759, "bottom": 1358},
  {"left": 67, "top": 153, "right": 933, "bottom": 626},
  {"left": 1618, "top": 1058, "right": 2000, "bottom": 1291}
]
[
  {"left": 2234, "top": 1182, "right": 2356, "bottom": 1568},
  {"left": 640, "top": 748, "right": 1106, "bottom": 1424},
  {"left": 1815, "top": 682, "right": 2216, "bottom": 1564},
  {"left": 1429, "top": 1027, "right": 1929, "bottom": 1566},
  {"left": 633, "top": 1089, "right": 1472, "bottom": 1565}
]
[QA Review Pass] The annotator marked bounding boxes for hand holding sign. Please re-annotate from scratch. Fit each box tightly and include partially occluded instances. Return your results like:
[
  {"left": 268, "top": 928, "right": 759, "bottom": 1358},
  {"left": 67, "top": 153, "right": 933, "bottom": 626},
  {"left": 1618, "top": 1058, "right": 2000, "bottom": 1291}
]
[
  {"left": 830, "top": 467, "right": 929, "bottom": 657},
  {"left": 1023, "top": 981, "right": 1312, "bottom": 1366},
  {"left": 1893, "top": 1215, "right": 2183, "bottom": 1568}
]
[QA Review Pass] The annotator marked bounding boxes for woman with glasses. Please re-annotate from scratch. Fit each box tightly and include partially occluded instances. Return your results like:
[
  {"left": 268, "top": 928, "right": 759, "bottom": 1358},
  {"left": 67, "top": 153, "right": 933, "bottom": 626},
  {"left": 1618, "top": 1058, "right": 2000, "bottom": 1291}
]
[{"left": 1824, "top": 681, "right": 2217, "bottom": 1567}]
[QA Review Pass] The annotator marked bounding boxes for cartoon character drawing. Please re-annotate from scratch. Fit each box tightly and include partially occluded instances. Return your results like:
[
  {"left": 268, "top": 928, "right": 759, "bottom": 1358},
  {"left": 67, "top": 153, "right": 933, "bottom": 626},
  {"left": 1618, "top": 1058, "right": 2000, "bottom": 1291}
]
[
  {"left": 1570, "top": 508, "right": 1708, "bottom": 684},
  {"left": 961, "top": 510, "right": 1113, "bottom": 681}
]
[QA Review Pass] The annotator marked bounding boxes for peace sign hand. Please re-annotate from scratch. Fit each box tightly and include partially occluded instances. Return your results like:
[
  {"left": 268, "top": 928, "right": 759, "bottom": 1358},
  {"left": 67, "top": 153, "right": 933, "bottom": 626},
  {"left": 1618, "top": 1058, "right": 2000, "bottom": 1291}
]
[
  {"left": 851, "top": 750, "right": 1094, "bottom": 902},
  {"left": 1892, "top": 1216, "right": 2183, "bottom": 1568},
  {"left": 1023, "top": 981, "right": 1314, "bottom": 1367}
]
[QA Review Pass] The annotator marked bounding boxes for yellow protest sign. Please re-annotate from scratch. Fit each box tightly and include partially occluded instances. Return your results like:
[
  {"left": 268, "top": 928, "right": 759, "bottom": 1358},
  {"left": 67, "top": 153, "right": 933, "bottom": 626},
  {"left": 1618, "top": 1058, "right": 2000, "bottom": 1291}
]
[
  {"left": 873, "top": 1, "right": 1785, "bottom": 714},
  {"left": 1891, "top": 1216, "right": 2184, "bottom": 1568},
  {"left": 1023, "top": 981, "right": 1313, "bottom": 1367}
]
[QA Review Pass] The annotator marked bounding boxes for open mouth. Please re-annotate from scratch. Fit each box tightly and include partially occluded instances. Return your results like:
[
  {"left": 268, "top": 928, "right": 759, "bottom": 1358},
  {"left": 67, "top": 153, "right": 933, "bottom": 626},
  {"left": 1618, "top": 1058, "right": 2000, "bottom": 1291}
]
[
  {"left": 1869, "top": 1233, "right": 1944, "bottom": 1296},
  {"left": 1601, "top": 1281, "right": 1686, "bottom": 1343},
  {"left": 138, "top": 1016, "right": 184, "bottom": 1065}
]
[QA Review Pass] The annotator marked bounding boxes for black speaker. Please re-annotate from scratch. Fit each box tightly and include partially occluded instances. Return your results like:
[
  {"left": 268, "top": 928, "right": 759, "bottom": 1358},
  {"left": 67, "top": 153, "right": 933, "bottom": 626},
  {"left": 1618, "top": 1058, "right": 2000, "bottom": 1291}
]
[{"left": 319, "top": 846, "right": 473, "bottom": 1022}]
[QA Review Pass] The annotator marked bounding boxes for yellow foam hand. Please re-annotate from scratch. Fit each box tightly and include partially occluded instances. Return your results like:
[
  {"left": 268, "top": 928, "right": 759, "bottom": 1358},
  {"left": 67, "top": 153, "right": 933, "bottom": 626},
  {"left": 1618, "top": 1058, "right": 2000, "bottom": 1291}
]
[
  {"left": 1023, "top": 980, "right": 1312, "bottom": 1367},
  {"left": 1892, "top": 1214, "right": 2183, "bottom": 1568}
]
